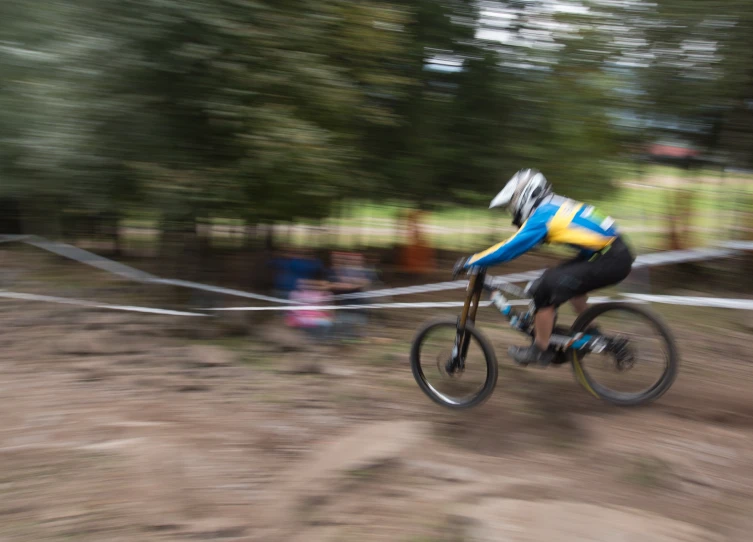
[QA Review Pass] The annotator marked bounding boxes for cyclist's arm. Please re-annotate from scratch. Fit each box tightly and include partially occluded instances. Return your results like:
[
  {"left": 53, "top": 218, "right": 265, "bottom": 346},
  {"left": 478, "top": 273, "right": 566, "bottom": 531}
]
[{"left": 463, "top": 217, "right": 548, "bottom": 268}]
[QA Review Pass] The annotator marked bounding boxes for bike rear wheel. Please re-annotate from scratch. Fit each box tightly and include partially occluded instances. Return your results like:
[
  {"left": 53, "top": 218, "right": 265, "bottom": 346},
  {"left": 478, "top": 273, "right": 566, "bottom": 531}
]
[
  {"left": 410, "top": 317, "right": 498, "bottom": 409},
  {"left": 570, "top": 303, "right": 678, "bottom": 406}
]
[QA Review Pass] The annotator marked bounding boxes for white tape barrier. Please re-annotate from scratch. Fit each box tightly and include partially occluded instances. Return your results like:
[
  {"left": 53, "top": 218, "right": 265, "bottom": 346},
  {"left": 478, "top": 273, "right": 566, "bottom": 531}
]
[
  {"left": 1, "top": 287, "right": 750, "bottom": 318},
  {"left": 333, "top": 280, "right": 466, "bottom": 301},
  {"left": 208, "top": 300, "right": 497, "bottom": 311},
  {"left": 0, "top": 291, "right": 566, "bottom": 316},
  {"left": 0, "top": 290, "right": 208, "bottom": 317},
  {"left": 623, "top": 294, "right": 753, "bottom": 310},
  {"left": 0, "top": 235, "right": 298, "bottom": 306},
  {"left": 0, "top": 235, "right": 34, "bottom": 244},
  {"left": 3, "top": 233, "right": 753, "bottom": 307},
  {"left": 0, "top": 291, "right": 614, "bottom": 316},
  {"left": 147, "top": 278, "right": 300, "bottom": 305},
  {"left": 204, "top": 296, "right": 619, "bottom": 312},
  {"left": 24, "top": 236, "right": 158, "bottom": 281},
  {"left": 632, "top": 247, "right": 738, "bottom": 268},
  {"left": 332, "top": 245, "right": 753, "bottom": 301},
  {"left": 721, "top": 240, "right": 753, "bottom": 251},
  {"left": 332, "top": 270, "right": 547, "bottom": 301},
  {"left": 207, "top": 293, "right": 753, "bottom": 313}
]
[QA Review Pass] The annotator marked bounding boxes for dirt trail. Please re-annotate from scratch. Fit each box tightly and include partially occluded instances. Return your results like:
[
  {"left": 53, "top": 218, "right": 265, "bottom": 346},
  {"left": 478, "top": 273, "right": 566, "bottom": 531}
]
[{"left": 1, "top": 267, "right": 753, "bottom": 541}]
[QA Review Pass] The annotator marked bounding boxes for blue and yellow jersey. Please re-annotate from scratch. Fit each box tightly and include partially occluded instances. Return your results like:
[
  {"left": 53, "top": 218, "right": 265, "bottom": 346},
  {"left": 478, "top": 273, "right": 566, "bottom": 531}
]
[{"left": 465, "top": 195, "right": 619, "bottom": 268}]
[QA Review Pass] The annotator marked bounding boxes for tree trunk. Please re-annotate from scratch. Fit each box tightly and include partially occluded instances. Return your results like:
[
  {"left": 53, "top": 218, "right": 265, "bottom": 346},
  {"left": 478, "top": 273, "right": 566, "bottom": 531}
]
[
  {"left": 160, "top": 213, "right": 201, "bottom": 280},
  {"left": 103, "top": 211, "right": 122, "bottom": 257},
  {"left": 359, "top": 203, "right": 371, "bottom": 249},
  {"left": 242, "top": 221, "right": 260, "bottom": 251},
  {"left": 20, "top": 197, "right": 62, "bottom": 239},
  {"left": 339, "top": 203, "right": 349, "bottom": 248},
  {"left": 198, "top": 218, "right": 213, "bottom": 265},
  {"left": 319, "top": 217, "right": 330, "bottom": 249},
  {"left": 0, "top": 198, "right": 22, "bottom": 235},
  {"left": 665, "top": 167, "right": 694, "bottom": 251},
  {"left": 677, "top": 188, "right": 693, "bottom": 249},
  {"left": 264, "top": 223, "right": 275, "bottom": 251}
]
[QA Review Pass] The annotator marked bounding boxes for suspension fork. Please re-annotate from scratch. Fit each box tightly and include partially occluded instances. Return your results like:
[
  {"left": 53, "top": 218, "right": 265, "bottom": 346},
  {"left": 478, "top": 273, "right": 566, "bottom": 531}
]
[{"left": 453, "top": 269, "right": 484, "bottom": 369}]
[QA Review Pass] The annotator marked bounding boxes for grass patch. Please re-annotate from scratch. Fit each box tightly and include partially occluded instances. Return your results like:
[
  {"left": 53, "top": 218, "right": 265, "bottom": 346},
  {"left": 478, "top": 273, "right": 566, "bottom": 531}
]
[
  {"left": 372, "top": 352, "right": 400, "bottom": 366},
  {"left": 111, "top": 165, "right": 753, "bottom": 252},
  {"left": 237, "top": 351, "right": 277, "bottom": 371},
  {"left": 368, "top": 342, "right": 409, "bottom": 367},
  {"left": 346, "top": 468, "right": 378, "bottom": 481},
  {"left": 187, "top": 336, "right": 279, "bottom": 370}
]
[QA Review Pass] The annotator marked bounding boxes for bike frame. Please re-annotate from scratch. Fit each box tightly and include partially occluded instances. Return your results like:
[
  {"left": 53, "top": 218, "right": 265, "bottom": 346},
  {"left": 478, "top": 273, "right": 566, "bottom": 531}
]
[{"left": 451, "top": 267, "right": 609, "bottom": 369}]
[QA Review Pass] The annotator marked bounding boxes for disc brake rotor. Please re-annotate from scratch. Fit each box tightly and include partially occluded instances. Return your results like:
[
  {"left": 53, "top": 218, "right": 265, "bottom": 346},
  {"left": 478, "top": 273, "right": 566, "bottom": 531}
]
[
  {"left": 437, "top": 349, "right": 463, "bottom": 377},
  {"left": 611, "top": 337, "right": 636, "bottom": 371}
]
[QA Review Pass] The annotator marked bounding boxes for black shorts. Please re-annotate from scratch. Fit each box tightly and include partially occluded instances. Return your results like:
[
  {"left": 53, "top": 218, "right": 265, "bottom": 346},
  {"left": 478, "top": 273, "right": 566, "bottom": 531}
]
[{"left": 531, "top": 236, "right": 634, "bottom": 309}]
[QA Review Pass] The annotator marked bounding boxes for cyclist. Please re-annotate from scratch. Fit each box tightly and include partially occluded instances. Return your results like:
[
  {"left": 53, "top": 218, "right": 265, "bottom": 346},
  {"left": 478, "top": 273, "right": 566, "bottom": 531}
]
[{"left": 454, "top": 168, "right": 635, "bottom": 367}]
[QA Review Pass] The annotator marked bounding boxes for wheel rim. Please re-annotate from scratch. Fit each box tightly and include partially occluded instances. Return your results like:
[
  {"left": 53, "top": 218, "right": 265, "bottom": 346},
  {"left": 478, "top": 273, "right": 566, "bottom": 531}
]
[
  {"left": 415, "top": 324, "right": 491, "bottom": 406},
  {"left": 573, "top": 307, "right": 672, "bottom": 402}
]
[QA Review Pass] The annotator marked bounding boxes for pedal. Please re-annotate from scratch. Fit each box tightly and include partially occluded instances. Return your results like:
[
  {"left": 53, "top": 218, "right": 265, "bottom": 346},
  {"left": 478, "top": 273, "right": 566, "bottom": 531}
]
[{"left": 550, "top": 349, "right": 569, "bottom": 365}]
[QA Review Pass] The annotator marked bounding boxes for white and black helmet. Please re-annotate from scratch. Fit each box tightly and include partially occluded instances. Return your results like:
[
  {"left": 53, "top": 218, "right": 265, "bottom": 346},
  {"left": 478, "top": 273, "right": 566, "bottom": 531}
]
[{"left": 489, "top": 168, "right": 552, "bottom": 227}]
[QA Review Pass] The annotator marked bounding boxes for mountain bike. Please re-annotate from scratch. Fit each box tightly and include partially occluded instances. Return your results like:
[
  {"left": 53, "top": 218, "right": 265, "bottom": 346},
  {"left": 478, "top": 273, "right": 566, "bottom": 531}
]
[{"left": 409, "top": 266, "right": 679, "bottom": 410}]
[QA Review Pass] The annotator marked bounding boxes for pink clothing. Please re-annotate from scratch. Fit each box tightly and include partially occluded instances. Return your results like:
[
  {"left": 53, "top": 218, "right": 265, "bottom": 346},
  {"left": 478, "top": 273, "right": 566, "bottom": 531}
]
[{"left": 286, "top": 289, "right": 334, "bottom": 328}]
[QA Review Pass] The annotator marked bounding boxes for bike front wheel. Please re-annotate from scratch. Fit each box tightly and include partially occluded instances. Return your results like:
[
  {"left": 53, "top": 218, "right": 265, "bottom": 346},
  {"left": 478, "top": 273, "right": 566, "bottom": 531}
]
[
  {"left": 570, "top": 303, "right": 679, "bottom": 406},
  {"left": 410, "top": 317, "right": 498, "bottom": 409}
]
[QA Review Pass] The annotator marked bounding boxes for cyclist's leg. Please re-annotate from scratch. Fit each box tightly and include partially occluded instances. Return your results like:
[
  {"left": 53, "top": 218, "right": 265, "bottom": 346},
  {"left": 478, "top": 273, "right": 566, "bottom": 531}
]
[
  {"left": 508, "top": 306, "right": 557, "bottom": 366},
  {"left": 515, "top": 240, "right": 633, "bottom": 367},
  {"left": 533, "top": 307, "right": 556, "bottom": 350},
  {"left": 570, "top": 294, "right": 588, "bottom": 314},
  {"left": 509, "top": 259, "right": 581, "bottom": 366},
  {"left": 531, "top": 264, "right": 585, "bottom": 345}
]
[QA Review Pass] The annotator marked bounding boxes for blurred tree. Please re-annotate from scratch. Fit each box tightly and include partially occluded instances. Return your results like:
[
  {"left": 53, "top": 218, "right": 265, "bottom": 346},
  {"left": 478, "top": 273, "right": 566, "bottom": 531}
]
[{"left": 2, "top": 0, "right": 753, "bottom": 254}]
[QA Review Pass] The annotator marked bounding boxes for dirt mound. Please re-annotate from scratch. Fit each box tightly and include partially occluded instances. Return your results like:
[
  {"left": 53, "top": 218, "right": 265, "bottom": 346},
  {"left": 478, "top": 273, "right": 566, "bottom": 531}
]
[{"left": 459, "top": 500, "right": 722, "bottom": 542}]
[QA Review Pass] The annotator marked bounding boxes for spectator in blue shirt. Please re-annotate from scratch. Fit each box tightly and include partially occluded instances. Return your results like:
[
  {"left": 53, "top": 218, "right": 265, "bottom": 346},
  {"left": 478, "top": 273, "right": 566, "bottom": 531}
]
[{"left": 269, "top": 248, "right": 325, "bottom": 299}]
